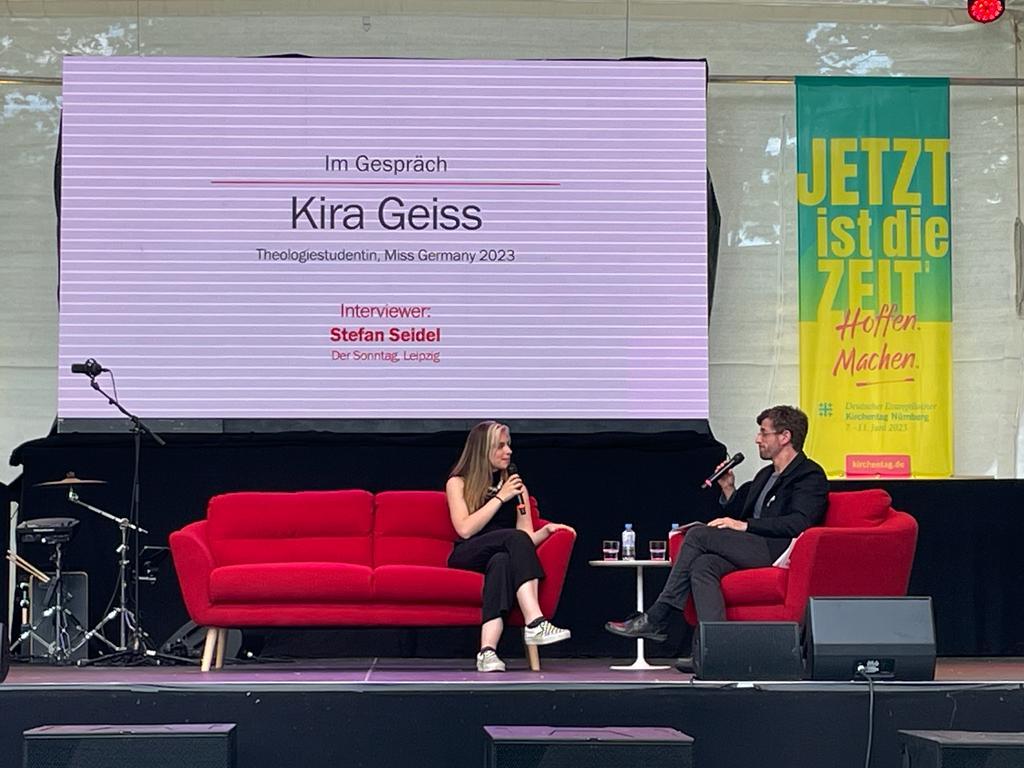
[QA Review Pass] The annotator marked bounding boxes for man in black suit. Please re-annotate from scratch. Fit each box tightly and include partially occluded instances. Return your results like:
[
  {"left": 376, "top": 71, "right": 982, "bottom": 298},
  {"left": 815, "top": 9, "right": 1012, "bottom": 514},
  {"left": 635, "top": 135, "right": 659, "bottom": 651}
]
[{"left": 605, "top": 405, "right": 828, "bottom": 662}]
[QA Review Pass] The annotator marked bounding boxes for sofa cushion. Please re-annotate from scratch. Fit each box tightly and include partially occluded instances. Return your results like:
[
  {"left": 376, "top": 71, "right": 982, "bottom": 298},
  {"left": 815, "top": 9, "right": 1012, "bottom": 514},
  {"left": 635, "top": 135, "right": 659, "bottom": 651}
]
[
  {"left": 720, "top": 566, "right": 788, "bottom": 605},
  {"left": 207, "top": 490, "right": 374, "bottom": 566},
  {"left": 374, "top": 491, "right": 458, "bottom": 567},
  {"left": 373, "top": 491, "right": 546, "bottom": 567},
  {"left": 373, "top": 564, "right": 483, "bottom": 605},
  {"left": 824, "top": 489, "right": 892, "bottom": 528},
  {"left": 210, "top": 562, "right": 373, "bottom": 603}
]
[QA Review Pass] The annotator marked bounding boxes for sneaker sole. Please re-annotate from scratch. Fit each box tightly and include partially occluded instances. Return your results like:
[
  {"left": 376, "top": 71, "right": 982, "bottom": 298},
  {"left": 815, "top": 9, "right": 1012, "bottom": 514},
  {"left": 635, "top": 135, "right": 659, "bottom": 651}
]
[
  {"left": 603, "top": 623, "right": 667, "bottom": 643},
  {"left": 524, "top": 631, "right": 571, "bottom": 646}
]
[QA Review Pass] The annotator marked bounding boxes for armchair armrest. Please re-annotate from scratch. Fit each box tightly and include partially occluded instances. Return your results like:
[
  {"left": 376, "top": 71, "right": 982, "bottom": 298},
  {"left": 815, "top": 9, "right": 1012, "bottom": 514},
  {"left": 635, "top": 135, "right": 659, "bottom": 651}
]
[
  {"left": 784, "top": 516, "right": 918, "bottom": 619},
  {"left": 535, "top": 527, "right": 576, "bottom": 618},
  {"left": 168, "top": 520, "right": 216, "bottom": 624},
  {"left": 669, "top": 530, "right": 685, "bottom": 561}
]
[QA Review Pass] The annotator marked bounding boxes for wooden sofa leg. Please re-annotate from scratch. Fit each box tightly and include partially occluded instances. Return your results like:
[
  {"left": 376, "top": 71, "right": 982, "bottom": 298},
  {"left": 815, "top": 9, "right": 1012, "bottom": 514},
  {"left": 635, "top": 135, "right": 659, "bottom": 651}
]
[
  {"left": 526, "top": 644, "right": 541, "bottom": 672},
  {"left": 200, "top": 627, "right": 218, "bottom": 672},
  {"left": 215, "top": 628, "right": 227, "bottom": 669}
]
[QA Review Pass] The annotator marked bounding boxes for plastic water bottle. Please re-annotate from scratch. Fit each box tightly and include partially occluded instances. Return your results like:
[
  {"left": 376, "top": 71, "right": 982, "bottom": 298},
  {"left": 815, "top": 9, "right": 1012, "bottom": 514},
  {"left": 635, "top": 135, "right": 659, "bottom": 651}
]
[{"left": 621, "top": 523, "right": 636, "bottom": 560}]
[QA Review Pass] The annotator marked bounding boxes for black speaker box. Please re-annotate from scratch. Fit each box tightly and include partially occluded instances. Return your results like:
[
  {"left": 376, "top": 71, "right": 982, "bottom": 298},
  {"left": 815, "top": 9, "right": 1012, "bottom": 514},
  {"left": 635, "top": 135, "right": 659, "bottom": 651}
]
[
  {"left": 900, "top": 730, "right": 1024, "bottom": 767},
  {"left": 23, "top": 724, "right": 236, "bottom": 768},
  {"left": 1, "top": 623, "right": 9, "bottom": 683},
  {"left": 484, "top": 726, "right": 693, "bottom": 768},
  {"left": 161, "top": 621, "right": 242, "bottom": 662},
  {"left": 29, "top": 572, "right": 89, "bottom": 662},
  {"left": 695, "top": 621, "right": 803, "bottom": 680},
  {"left": 806, "top": 596, "right": 936, "bottom": 681}
]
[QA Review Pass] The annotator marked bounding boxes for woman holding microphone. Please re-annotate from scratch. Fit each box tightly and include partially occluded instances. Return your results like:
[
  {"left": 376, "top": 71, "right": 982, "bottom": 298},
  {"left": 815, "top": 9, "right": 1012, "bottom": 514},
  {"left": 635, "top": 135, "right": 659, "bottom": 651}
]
[{"left": 446, "top": 420, "right": 573, "bottom": 672}]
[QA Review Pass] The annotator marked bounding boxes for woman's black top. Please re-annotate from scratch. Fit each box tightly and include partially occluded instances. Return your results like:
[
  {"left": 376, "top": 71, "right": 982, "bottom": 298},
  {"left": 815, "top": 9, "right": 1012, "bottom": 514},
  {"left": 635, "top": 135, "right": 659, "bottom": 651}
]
[{"left": 458, "top": 471, "right": 519, "bottom": 540}]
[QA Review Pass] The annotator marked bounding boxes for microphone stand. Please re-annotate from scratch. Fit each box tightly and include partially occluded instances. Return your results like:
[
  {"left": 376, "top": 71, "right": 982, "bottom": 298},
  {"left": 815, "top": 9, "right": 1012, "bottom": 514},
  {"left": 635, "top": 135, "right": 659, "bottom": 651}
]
[{"left": 75, "top": 373, "right": 189, "bottom": 666}]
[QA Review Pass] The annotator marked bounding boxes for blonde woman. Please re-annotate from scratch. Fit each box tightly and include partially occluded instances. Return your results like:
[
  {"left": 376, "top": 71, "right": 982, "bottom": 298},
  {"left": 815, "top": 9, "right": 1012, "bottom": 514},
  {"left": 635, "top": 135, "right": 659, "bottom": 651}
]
[{"left": 446, "top": 420, "right": 573, "bottom": 672}]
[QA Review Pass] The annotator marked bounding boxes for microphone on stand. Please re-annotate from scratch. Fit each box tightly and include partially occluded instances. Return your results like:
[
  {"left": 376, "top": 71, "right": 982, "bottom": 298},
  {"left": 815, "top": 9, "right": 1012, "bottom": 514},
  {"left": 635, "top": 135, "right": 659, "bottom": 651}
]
[
  {"left": 701, "top": 452, "right": 745, "bottom": 489},
  {"left": 70, "top": 359, "right": 107, "bottom": 377},
  {"left": 508, "top": 462, "right": 527, "bottom": 515}
]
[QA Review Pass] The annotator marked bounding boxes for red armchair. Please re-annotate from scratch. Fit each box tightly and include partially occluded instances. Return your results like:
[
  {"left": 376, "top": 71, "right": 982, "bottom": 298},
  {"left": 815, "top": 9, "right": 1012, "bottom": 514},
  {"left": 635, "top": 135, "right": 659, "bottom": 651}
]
[
  {"left": 169, "top": 489, "right": 575, "bottom": 671},
  {"left": 669, "top": 489, "right": 918, "bottom": 624}
]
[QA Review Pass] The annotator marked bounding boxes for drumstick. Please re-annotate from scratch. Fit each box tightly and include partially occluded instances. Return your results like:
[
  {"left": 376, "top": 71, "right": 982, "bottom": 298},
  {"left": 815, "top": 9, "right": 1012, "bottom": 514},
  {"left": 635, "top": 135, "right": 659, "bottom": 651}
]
[
  {"left": 5, "top": 551, "right": 50, "bottom": 582},
  {"left": 13, "top": 552, "right": 50, "bottom": 582},
  {"left": 15, "top": 552, "right": 50, "bottom": 582}
]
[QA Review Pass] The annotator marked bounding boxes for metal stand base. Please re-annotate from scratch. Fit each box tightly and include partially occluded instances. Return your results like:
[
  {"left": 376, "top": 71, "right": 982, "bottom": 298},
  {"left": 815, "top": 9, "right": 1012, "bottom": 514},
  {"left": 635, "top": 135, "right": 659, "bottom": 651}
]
[
  {"left": 612, "top": 660, "right": 671, "bottom": 671},
  {"left": 78, "top": 647, "right": 196, "bottom": 667},
  {"left": 614, "top": 563, "right": 670, "bottom": 671},
  {"left": 9, "top": 544, "right": 87, "bottom": 665},
  {"left": 77, "top": 610, "right": 194, "bottom": 666},
  {"left": 610, "top": 637, "right": 671, "bottom": 670}
]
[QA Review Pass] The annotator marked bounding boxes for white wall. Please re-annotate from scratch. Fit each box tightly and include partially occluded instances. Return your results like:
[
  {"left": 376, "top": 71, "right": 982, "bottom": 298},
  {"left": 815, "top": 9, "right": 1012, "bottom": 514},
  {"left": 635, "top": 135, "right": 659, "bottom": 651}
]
[{"left": 2, "top": 0, "right": 1022, "bottom": 483}]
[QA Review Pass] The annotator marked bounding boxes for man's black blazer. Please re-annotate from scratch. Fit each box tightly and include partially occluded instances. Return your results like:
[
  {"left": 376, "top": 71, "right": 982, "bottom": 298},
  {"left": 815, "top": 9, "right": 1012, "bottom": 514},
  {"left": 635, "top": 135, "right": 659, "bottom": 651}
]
[{"left": 721, "top": 452, "right": 829, "bottom": 560}]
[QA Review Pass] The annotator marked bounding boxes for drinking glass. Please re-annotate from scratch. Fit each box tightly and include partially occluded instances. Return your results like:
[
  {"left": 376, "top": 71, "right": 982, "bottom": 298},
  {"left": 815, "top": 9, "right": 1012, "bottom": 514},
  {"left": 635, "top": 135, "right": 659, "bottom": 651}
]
[
  {"left": 602, "top": 540, "right": 620, "bottom": 560},
  {"left": 649, "top": 540, "right": 667, "bottom": 561}
]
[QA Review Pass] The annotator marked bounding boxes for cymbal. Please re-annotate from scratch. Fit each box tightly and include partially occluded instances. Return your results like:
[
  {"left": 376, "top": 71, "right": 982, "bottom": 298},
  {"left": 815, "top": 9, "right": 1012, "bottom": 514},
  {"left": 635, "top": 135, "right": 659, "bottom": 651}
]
[{"left": 35, "top": 472, "right": 107, "bottom": 487}]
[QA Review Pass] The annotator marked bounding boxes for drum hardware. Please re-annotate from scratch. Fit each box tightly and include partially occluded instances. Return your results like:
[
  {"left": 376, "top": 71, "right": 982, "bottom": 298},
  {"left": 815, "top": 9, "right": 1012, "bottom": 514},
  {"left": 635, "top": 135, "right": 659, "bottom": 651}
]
[
  {"left": 62, "top": 487, "right": 149, "bottom": 661},
  {"left": 34, "top": 473, "right": 106, "bottom": 488},
  {"left": 15, "top": 517, "right": 80, "bottom": 545},
  {"left": 66, "top": 366, "right": 184, "bottom": 665},
  {"left": 138, "top": 546, "right": 170, "bottom": 585},
  {"left": 57, "top": 364, "right": 183, "bottom": 665},
  {"left": 8, "top": 521, "right": 90, "bottom": 664},
  {"left": 29, "top": 468, "right": 186, "bottom": 665},
  {"left": 5, "top": 550, "right": 50, "bottom": 583},
  {"left": 6, "top": 551, "right": 49, "bottom": 652}
]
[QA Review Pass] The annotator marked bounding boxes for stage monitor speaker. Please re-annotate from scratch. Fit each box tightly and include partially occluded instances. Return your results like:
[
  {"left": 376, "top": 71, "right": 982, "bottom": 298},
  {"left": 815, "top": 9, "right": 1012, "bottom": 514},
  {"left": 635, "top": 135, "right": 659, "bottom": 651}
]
[
  {"left": 695, "top": 621, "right": 803, "bottom": 680},
  {"left": 899, "top": 730, "right": 1024, "bottom": 767},
  {"left": 29, "top": 572, "right": 89, "bottom": 662},
  {"left": 806, "top": 596, "right": 935, "bottom": 681},
  {"left": 23, "top": 724, "right": 237, "bottom": 768},
  {"left": 1, "top": 623, "right": 9, "bottom": 683},
  {"left": 484, "top": 726, "right": 693, "bottom": 768}
]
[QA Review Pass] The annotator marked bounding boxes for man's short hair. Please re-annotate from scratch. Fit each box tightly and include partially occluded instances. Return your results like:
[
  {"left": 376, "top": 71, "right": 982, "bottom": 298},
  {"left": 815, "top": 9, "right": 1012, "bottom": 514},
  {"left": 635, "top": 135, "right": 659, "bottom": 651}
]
[{"left": 757, "top": 405, "right": 809, "bottom": 452}]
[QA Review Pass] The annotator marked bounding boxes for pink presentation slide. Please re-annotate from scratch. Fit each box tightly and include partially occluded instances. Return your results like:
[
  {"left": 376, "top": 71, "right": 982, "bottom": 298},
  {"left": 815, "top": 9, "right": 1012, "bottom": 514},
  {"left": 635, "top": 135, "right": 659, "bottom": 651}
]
[{"left": 58, "top": 57, "right": 708, "bottom": 422}]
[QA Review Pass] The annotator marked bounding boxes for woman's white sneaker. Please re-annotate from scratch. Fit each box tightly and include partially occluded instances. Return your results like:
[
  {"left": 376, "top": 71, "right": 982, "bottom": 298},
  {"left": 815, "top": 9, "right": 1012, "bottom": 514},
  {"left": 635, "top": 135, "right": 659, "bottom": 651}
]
[
  {"left": 524, "top": 620, "right": 571, "bottom": 646},
  {"left": 476, "top": 649, "right": 506, "bottom": 672}
]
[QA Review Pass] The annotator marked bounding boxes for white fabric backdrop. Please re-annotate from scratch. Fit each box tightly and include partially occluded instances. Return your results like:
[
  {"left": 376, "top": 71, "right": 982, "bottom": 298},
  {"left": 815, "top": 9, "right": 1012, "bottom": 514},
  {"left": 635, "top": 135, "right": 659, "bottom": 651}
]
[{"left": 1, "top": 0, "right": 1022, "bottom": 482}]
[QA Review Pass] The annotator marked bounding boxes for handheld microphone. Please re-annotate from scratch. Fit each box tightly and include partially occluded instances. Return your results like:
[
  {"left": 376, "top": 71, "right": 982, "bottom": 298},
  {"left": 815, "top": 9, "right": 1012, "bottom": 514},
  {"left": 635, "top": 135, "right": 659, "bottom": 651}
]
[
  {"left": 70, "top": 358, "right": 106, "bottom": 377},
  {"left": 508, "top": 462, "right": 526, "bottom": 515},
  {"left": 702, "top": 452, "right": 745, "bottom": 489}
]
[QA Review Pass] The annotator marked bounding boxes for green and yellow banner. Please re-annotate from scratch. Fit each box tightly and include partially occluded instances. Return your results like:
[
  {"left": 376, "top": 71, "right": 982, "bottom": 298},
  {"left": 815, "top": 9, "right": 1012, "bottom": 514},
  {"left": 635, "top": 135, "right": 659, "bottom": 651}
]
[{"left": 796, "top": 77, "right": 952, "bottom": 478}]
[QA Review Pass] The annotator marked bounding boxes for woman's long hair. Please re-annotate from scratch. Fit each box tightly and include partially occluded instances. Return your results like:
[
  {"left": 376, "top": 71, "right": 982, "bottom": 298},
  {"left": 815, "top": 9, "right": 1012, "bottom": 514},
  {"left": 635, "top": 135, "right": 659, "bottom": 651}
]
[{"left": 449, "top": 420, "right": 508, "bottom": 512}]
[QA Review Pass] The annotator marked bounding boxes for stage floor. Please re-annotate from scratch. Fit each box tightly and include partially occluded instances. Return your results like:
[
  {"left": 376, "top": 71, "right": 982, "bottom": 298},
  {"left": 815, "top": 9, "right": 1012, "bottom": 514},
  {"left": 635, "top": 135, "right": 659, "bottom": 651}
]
[
  {"left": 3, "top": 656, "right": 1024, "bottom": 689},
  {"left": 5, "top": 657, "right": 1024, "bottom": 768}
]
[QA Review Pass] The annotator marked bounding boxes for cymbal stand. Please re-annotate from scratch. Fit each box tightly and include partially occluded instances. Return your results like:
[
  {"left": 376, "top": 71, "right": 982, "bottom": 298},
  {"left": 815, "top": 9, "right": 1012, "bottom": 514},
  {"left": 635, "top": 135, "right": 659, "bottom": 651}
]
[{"left": 66, "top": 488, "right": 145, "bottom": 657}]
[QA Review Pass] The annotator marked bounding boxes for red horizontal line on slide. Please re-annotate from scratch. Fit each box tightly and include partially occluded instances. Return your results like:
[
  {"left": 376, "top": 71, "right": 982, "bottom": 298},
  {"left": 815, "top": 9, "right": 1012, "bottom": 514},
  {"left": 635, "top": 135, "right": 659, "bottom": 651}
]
[{"left": 210, "top": 179, "right": 561, "bottom": 186}]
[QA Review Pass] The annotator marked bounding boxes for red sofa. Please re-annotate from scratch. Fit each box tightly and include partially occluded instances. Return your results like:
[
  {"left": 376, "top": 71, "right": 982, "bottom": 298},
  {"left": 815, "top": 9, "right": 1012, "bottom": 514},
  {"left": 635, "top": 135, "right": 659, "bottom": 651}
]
[
  {"left": 669, "top": 489, "right": 918, "bottom": 624},
  {"left": 169, "top": 489, "right": 575, "bottom": 671}
]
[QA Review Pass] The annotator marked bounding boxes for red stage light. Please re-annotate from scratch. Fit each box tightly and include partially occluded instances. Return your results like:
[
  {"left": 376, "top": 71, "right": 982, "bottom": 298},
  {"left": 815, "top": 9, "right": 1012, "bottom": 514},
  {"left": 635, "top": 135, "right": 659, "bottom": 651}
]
[{"left": 967, "top": 0, "right": 1005, "bottom": 23}]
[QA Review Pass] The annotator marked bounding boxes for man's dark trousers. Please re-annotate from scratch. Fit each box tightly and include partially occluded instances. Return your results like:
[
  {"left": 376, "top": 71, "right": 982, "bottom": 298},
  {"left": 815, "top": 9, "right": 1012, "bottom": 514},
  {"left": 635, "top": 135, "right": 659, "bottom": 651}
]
[{"left": 655, "top": 525, "right": 775, "bottom": 622}]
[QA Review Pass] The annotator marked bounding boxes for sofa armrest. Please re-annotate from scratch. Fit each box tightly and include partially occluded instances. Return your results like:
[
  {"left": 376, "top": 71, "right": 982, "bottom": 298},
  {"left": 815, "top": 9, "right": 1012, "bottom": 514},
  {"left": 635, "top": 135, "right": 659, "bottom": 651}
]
[
  {"left": 535, "top": 528, "right": 576, "bottom": 618},
  {"left": 784, "top": 515, "right": 918, "bottom": 619},
  {"left": 169, "top": 520, "right": 216, "bottom": 624}
]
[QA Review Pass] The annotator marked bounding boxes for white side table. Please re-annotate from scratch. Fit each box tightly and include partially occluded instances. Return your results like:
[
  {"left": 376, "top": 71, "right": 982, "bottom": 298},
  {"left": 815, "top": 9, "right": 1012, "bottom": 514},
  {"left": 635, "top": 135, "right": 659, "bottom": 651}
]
[{"left": 589, "top": 558, "right": 672, "bottom": 670}]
